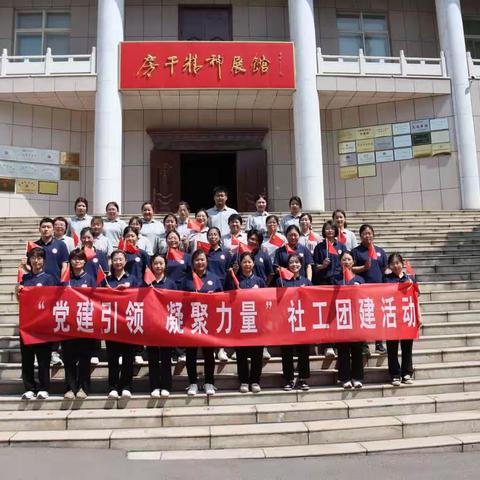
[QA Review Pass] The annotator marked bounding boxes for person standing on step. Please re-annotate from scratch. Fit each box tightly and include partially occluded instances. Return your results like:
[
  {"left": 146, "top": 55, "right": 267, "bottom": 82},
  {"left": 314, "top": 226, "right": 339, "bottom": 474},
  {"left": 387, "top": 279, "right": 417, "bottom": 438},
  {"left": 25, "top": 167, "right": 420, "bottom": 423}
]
[
  {"left": 91, "top": 216, "right": 113, "bottom": 257},
  {"left": 143, "top": 253, "right": 176, "bottom": 399},
  {"left": 280, "top": 196, "right": 303, "bottom": 233},
  {"left": 102, "top": 249, "right": 140, "bottom": 399},
  {"left": 276, "top": 253, "right": 312, "bottom": 391},
  {"left": 16, "top": 247, "right": 56, "bottom": 400},
  {"left": 332, "top": 251, "right": 365, "bottom": 389},
  {"left": 61, "top": 249, "right": 96, "bottom": 400},
  {"left": 140, "top": 201, "right": 164, "bottom": 253},
  {"left": 68, "top": 197, "right": 92, "bottom": 239},
  {"left": 298, "top": 213, "right": 321, "bottom": 254},
  {"left": 225, "top": 252, "right": 267, "bottom": 394},
  {"left": 53, "top": 216, "right": 75, "bottom": 253},
  {"left": 352, "top": 224, "right": 388, "bottom": 357},
  {"left": 207, "top": 186, "right": 238, "bottom": 237},
  {"left": 245, "top": 194, "right": 269, "bottom": 235},
  {"left": 128, "top": 216, "right": 154, "bottom": 256},
  {"left": 187, "top": 209, "right": 209, "bottom": 253},
  {"left": 384, "top": 253, "right": 416, "bottom": 387},
  {"left": 332, "top": 209, "right": 358, "bottom": 251},
  {"left": 182, "top": 250, "right": 223, "bottom": 397},
  {"left": 103, "top": 201, "right": 127, "bottom": 249},
  {"left": 157, "top": 214, "right": 180, "bottom": 255},
  {"left": 261, "top": 214, "right": 286, "bottom": 262}
]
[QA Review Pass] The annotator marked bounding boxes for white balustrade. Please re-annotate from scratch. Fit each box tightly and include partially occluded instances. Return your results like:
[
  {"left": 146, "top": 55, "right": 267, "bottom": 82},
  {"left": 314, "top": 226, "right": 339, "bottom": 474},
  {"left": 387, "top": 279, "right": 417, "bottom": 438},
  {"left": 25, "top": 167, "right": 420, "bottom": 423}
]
[{"left": 0, "top": 47, "right": 96, "bottom": 77}]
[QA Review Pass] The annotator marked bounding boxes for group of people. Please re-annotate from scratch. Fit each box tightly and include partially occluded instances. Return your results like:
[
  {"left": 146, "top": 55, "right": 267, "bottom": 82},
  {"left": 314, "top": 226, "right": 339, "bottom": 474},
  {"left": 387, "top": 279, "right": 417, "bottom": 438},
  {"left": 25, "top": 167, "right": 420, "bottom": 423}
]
[{"left": 16, "top": 187, "right": 416, "bottom": 401}]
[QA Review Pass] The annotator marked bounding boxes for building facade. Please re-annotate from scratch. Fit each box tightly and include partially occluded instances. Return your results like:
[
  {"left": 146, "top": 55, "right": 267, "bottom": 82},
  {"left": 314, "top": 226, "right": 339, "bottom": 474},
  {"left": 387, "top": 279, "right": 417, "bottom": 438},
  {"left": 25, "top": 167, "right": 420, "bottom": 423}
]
[{"left": 0, "top": 0, "right": 480, "bottom": 216}]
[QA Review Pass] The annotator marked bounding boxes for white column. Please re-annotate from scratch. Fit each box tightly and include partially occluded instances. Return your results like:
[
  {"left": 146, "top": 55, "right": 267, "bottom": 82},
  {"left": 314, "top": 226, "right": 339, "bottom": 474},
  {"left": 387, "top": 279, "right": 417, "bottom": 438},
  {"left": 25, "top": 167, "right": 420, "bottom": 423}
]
[
  {"left": 436, "top": 0, "right": 480, "bottom": 209},
  {"left": 93, "top": 0, "right": 124, "bottom": 214},
  {"left": 288, "top": 0, "right": 324, "bottom": 211}
]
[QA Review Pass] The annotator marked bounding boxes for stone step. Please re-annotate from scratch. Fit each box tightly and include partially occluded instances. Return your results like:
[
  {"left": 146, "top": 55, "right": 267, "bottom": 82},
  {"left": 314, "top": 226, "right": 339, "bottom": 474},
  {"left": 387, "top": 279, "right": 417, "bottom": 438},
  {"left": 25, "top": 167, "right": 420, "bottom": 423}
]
[
  {"left": 421, "top": 310, "right": 480, "bottom": 323},
  {"left": 419, "top": 299, "right": 480, "bottom": 312},
  {"left": 421, "top": 322, "right": 480, "bottom": 336}
]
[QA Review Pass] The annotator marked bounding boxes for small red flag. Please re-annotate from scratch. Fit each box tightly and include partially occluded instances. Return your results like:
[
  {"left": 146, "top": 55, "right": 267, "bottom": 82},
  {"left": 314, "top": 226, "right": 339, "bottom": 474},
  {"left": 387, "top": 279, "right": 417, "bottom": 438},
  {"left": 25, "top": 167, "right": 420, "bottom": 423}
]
[
  {"left": 187, "top": 218, "right": 202, "bottom": 232},
  {"left": 239, "top": 242, "right": 253, "bottom": 254},
  {"left": 118, "top": 238, "right": 125, "bottom": 251},
  {"left": 143, "top": 266, "right": 156, "bottom": 285},
  {"left": 327, "top": 239, "right": 337, "bottom": 255},
  {"left": 124, "top": 242, "right": 139, "bottom": 254},
  {"left": 167, "top": 248, "right": 185, "bottom": 262},
  {"left": 96, "top": 265, "right": 106, "bottom": 285},
  {"left": 405, "top": 260, "right": 416, "bottom": 278},
  {"left": 338, "top": 231, "right": 347, "bottom": 245},
  {"left": 368, "top": 243, "right": 377, "bottom": 260},
  {"left": 229, "top": 268, "right": 240, "bottom": 289},
  {"left": 192, "top": 271, "right": 204, "bottom": 291},
  {"left": 230, "top": 236, "right": 240, "bottom": 247},
  {"left": 17, "top": 267, "right": 24, "bottom": 284},
  {"left": 343, "top": 267, "right": 355, "bottom": 284},
  {"left": 26, "top": 241, "right": 40, "bottom": 253},
  {"left": 83, "top": 246, "right": 96, "bottom": 261},
  {"left": 196, "top": 240, "right": 211, "bottom": 253},
  {"left": 278, "top": 266, "right": 294, "bottom": 280},
  {"left": 308, "top": 231, "right": 316, "bottom": 242},
  {"left": 72, "top": 231, "right": 80, "bottom": 247},
  {"left": 269, "top": 234, "right": 284, "bottom": 247},
  {"left": 60, "top": 267, "right": 71, "bottom": 283},
  {"left": 285, "top": 244, "right": 295, "bottom": 255}
]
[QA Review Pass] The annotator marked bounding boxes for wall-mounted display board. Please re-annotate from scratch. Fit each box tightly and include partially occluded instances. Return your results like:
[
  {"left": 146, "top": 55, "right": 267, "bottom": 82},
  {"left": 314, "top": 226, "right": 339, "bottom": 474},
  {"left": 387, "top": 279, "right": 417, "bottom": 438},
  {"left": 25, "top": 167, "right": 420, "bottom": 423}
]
[{"left": 336, "top": 117, "right": 452, "bottom": 180}]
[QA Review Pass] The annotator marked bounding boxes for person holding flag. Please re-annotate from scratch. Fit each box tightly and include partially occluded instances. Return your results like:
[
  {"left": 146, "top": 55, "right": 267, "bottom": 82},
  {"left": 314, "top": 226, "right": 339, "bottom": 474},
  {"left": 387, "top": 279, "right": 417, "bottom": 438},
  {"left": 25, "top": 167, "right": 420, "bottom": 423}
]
[
  {"left": 384, "top": 253, "right": 417, "bottom": 387},
  {"left": 245, "top": 194, "right": 269, "bottom": 235},
  {"left": 222, "top": 213, "right": 248, "bottom": 254},
  {"left": 205, "top": 227, "right": 231, "bottom": 284},
  {"left": 187, "top": 209, "right": 209, "bottom": 252},
  {"left": 182, "top": 250, "right": 223, "bottom": 396},
  {"left": 143, "top": 254, "right": 176, "bottom": 398},
  {"left": 68, "top": 197, "right": 92, "bottom": 239},
  {"left": 101, "top": 249, "right": 140, "bottom": 399},
  {"left": 79, "top": 227, "right": 109, "bottom": 279},
  {"left": 275, "top": 253, "right": 312, "bottom": 391},
  {"left": 16, "top": 247, "right": 56, "bottom": 400},
  {"left": 261, "top": 215, "right": 286, "bottom": 262},
  {"left": 352, "top": 224, "right": 388, "bottom": 356},
  {"left": 225, "top": 252, "right": 267, "bottom": 394},
  {"left": 176, "top": 201, "right": 193, "bottom": 239},
  {"left": 332, "top": 251, "right": 365, "bottom": 389},
  {"left": 165, "top": 230, "right": 191, "bottom": 288},
  {"left": 274, "top": 225, "right": 313, "bottom": 281},
  {"left": 298, "top": 213, "right": 321, "bottom": 254},
  {"left": 91, "top": 216, "right": 113, "bottom": 256},
  {"left": 60, "top": 249, "right": 96, "bottom": 400},
  {"left": 245, "top": 230, "right": 274, "bottom": 286},
  {"left": 53, "top": 216, "right": 75, "bottom": 253},
  {"left": 157, "top": 214, "right": 180, "bottom": 255},
  {"left": 128, "top": 216, "right": 154, "bottom": 255},
  {"left": 332, "top": 209, "right": 358, "bottom": 251},
  {"left": 103, "top": 201, "right": 127, "bottom": 249}
]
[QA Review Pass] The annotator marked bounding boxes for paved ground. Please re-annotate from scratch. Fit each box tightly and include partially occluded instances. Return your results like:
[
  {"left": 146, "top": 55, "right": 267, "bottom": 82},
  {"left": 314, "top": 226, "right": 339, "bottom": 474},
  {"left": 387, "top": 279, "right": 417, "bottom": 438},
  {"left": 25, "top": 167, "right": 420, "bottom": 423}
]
[{"left": 2, "top": 448, "right": 480, "bottom": 479}]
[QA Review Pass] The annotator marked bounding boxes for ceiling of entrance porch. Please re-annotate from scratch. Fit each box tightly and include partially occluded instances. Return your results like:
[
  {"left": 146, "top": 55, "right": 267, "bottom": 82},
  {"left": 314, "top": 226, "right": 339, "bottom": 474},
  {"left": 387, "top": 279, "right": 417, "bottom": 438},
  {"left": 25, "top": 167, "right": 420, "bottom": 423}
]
[{"left": 317, "top": 75, "right": 451, "bottom": 109}]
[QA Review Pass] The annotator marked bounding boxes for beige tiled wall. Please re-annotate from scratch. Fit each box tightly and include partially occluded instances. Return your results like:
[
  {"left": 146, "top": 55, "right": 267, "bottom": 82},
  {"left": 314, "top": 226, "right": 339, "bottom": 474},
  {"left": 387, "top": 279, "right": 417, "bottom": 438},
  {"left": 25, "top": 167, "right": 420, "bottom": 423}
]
[{"left": 322, "top": 95, "right": 461, "bottom": 211}]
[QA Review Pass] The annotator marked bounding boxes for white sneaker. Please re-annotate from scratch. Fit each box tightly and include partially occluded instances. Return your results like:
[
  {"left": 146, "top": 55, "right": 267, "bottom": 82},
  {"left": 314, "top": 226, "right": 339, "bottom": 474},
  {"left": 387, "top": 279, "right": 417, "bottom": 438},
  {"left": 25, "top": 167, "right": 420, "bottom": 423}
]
[
  {"left": 90, "top": 356, "right": 100, "bottom": 366},
  {"left": 204, "top": 383, "right": 216, "bottom": 395},
  {"left": 402, "top": 375, "right": 414, "bottom": 385},
  {"left": 76, "top": 389, "right": 87, "bottom": 399},
  {"left": 21, "top": 390, "right": 35, "bottom": 400},
  {"left": 118, "top": 356, "right": 122, "bottom": 366},
  {"left": 217, "top": 348, "right": 229, "bottom": 362},
  {"left": 352, "top": 379, "right": 363, "bottom": 389},
  {"left": 187, "top": 383, "right": 198, "bottom": 396},
  {"left": 251, "top": 383, "right": 261, "bottom": 393},
  {"left": 392, "top": 377, "right": 401, "bottom": 387},
  {"left": 177, "top": 354, "right": 186, "bottom": 363},
  {"left": 64, "top": 390, "right": 75, "bottom": 400},
  {"left": 121, "top": 389, "right": 132, "bottom": 398},
  {"left": 36, "top": 391, "right": 49, "bottom": 399},
  {"left": 324, "top": 347, "right": 336, "bottom": 359},
  {"left": 262, "top": 347, "right": 271, "bottom": 360},
  {"left": 160, "top": 389, "right": 170, "bottom": 398},
  {"left": 343, "top": 381, "right": 353, "bottom": 389},
  {"left": 239, "top": 383, "right": 249, "bottom": 393},
  {"left": 50, "top": 351, "right": 63, "bottom": 367},
  {"left": 230, "top": 351, "right": 237, "bottom": 360},
  {"left": 108, "top": 389, "right": 119, "bottom": 399},
  {"left": 134, "top": 355, "right": 144, "bottom": 365},
  {"left": 150, "top": 389, "right": 160, "bottom": 399}
]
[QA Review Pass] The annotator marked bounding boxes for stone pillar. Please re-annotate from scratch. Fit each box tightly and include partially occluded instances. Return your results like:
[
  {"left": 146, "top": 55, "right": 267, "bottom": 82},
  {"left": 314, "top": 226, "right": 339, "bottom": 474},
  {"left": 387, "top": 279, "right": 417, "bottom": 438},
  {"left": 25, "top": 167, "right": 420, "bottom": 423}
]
[
  {"left": 436, "top": 0, "right": 480, "bottom": 209},
  {"left": 93, "top": 0, "right": 124, "bottom": 213},
  {"left": 288, "top": 0, "right": 324, "bottom": 211}
]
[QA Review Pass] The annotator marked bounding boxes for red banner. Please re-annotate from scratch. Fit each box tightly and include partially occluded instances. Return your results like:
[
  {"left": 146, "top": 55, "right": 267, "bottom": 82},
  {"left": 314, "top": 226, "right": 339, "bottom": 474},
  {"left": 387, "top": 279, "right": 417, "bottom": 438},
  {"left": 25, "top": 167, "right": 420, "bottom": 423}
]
[
  {"left": 19, "top": 284, "right": 419, "bottom": 346},
  {"left": 119, "top": 41, "right": 295, "bottom": 90}
]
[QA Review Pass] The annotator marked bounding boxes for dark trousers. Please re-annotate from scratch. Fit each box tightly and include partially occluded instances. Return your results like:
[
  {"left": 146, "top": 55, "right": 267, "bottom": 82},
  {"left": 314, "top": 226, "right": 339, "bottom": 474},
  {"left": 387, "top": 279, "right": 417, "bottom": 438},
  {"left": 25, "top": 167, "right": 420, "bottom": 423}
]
[
  {"left": 281, "top": 344, "right": 310, "bottom": 381},
  {"left": 106, "top": 341, "right": 135, "bottom": 393},
  {"left": 62, "top": 338, "right": 95, "bottom": 393},
  {"left": 387, "top": 339, "right": 413, "bottom": 379},
  {"left": 20, "top": 338, "right": 52, "bottom": 392},
  {"left": 235, "top": 346, "right": 263, "bottom": 384},
  {"left": 186, "top": 347, "right": 215, "bottom": 385},
  {"left": 337, "top": 342, "right": 364, "bottom": 382},
  {"left": 147, "top": 346, "right": 172, "bottom": 391}
]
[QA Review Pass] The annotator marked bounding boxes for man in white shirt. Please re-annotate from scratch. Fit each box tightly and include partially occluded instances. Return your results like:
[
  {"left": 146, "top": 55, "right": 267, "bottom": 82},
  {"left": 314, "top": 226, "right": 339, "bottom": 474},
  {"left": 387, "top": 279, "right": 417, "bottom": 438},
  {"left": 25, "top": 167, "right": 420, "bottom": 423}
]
[
  {"left": 140, "top": 202, "right": 164, "bottom": 253},
  {"left": 207, "top": 186, "right": 238, "bottom": 237}
]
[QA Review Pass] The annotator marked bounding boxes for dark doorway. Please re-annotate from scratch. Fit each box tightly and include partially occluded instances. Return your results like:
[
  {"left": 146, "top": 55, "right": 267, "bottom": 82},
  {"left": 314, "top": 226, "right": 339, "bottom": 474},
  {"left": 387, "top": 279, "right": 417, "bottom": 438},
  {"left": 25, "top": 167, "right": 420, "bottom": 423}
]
[{"left": 180, "top": 152, "right": 237, "bottom": 212}]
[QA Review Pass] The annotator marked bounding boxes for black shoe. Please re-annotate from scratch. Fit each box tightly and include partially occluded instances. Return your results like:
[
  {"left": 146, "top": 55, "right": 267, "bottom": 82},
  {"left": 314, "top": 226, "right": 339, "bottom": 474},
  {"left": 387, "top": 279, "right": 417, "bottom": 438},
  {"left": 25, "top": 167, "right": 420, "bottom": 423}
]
[
  {"left": 296, "top": 379, "right": 310, "bottom": 391},
  {"left": 283, "top": 380, "right": 295, "bottom": 391},
  {"left": 375, "top": 342, "right": 386, "bottom": 354}
]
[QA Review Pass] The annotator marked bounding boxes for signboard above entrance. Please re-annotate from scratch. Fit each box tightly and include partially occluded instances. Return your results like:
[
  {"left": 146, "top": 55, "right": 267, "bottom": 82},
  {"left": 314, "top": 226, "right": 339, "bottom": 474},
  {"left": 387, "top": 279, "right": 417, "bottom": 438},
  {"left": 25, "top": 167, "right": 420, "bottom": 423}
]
[{"left": 119, "top": 41, "right": 295, "bottom": 90}]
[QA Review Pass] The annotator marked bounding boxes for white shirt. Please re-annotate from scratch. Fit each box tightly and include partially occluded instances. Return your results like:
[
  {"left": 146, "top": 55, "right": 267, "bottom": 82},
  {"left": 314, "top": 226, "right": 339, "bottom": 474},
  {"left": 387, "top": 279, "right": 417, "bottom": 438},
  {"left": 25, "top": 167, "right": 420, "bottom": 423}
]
[
  {"left": 177, "top": 220, "right": 191, "bottom": 239},
  {"left": 94, "top": 233, "right": 113, "bottom": 256},
  {"left": 222, "top": 232, "right": 248, "bottom": 253},
  {"left": 103, "top": 218, "right": 127, "bottom": 248},
  {"left": 68, "top": 215, "right": 92, "bottom": 237},
  {"left": 207, "top": 206, "right": 238, "bottom": 237},
  {"left": 137, "top": 234, "right": 153, "bottom": 256},
  {"left": 298, "top": 231, "right": 321, "bottom": 254},
  {"left": 339, "top": 228, "right": 358, "bottom": 251},
  {"left": 261, "top": 232, "right": 286, "bottom": 262},
  {"left": 188, "top": 229, "right": 209, "bottom": 253},
  {"left": 246, "top": 212, "right": 268, "bottom": 235},
  {"left": 280, "top": 213, "right": 301, "bottom": 233},
  {"left": 57, "top": 235, "right": 75, "bottom": 253},
  {"left": 140, "top": 219, "right": 164, "bottom": 253}
]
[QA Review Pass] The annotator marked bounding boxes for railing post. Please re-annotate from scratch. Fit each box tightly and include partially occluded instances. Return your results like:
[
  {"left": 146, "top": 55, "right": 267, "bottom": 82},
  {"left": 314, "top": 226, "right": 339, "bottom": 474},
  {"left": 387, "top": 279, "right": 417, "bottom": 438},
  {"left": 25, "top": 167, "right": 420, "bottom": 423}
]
[
  {"left": 358, "top": 48, "right": 366, "bottom": 75},
  {"left": 90, "top": 46, "right": 96, "bottom": 74},
  {"left": 44, "top": 47, "right": 52, "bottom": 75},
  {"left": 0, "top": 49, "right": 7, "bottom": 77},
  {"left": 440, "top": 50, "right": 448, "bottom": 77},
  {"left": 399, "top": 50, "right": 407, "bottom": 76}
]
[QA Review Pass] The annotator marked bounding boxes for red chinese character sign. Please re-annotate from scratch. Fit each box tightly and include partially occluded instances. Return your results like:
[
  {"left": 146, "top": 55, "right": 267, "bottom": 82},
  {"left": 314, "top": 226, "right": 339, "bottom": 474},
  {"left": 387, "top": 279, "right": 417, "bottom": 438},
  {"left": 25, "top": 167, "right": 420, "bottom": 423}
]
[
  {"left": 20, "top": 283, "right": 419, "bottom": 346},
  {"left": 119, "top": 41, "right": 295, "bottom": 90}
]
